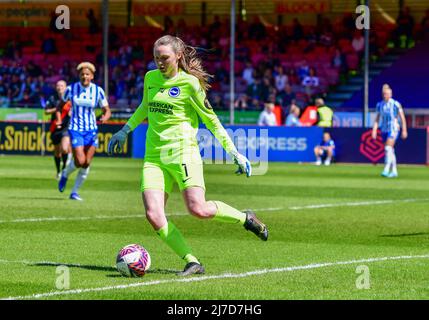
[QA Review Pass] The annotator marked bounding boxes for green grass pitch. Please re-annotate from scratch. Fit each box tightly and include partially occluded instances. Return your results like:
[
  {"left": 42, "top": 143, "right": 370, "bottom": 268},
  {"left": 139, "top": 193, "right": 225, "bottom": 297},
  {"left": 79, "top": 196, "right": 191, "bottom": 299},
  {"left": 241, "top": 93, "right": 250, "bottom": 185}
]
[{"left": 0, "top": 155, "right": 428, "bottom": 300}]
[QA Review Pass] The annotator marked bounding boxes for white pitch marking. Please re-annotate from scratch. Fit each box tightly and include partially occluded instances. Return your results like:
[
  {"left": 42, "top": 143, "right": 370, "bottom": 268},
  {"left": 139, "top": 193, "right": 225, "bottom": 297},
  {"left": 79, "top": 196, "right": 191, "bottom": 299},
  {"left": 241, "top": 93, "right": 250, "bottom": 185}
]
[
  {"left": 0, "top": 209, "right": 282, "bottom": 225},
  {"left": 2, "top": 254, "right": 428, "bottom": 300},
  {"left": 252, "top": 207, "right": 284, "bottom": 212},
  {"left": 288, "top": 198, "right": 429, "bottom": 210},
  {"left": 0, "top": 198, "right": 427, "bottom": 224},
  {"left": 0, "top": 213, "right": 186, "bottom": 224}
]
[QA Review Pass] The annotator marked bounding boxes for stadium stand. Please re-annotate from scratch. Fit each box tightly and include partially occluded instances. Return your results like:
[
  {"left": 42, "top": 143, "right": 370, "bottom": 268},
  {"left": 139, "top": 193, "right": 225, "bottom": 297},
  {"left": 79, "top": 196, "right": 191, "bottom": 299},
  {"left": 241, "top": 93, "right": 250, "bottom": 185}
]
[{"left": 0, "top": 6, "right": 427, "bottom": 128}]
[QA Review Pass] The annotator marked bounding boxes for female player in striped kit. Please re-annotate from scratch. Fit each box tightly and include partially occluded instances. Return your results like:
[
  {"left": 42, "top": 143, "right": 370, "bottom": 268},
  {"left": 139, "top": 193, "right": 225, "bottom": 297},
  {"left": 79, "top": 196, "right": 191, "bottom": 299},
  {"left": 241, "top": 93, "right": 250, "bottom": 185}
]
[
  {"left": 58, "top": 62, "right": 111, "bottom": 200},
  {"left": 372, "top": 84, "right": 408, "bottom": 178}
]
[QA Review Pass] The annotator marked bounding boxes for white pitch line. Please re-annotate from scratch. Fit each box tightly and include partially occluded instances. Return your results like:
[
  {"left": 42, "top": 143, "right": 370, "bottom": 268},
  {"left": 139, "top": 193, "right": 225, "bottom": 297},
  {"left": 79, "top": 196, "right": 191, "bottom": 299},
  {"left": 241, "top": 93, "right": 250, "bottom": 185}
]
[
  {"left": 1, "top": 198, "right": 427, "bottom": 224},
  {"left": 0, "top": 213, "right": 187, "bottom": 224},
  {"left": 252, "top": 207, "right": 284, "bottom": 212},
  {"left": 0, "top": 208, "right": 283, "bottom": 225},
  {"left": 288, "top": 198, "right": 429, "bottom": 210},
  {"left": 2, "top": 254, "right": 428, "bottom": 300}
]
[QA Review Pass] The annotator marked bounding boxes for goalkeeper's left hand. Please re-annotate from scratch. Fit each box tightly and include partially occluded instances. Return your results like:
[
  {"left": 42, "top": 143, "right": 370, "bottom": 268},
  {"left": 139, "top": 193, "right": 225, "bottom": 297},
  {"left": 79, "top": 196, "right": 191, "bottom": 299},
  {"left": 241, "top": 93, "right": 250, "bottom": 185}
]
[{"left": 231, "top": 151, "right": 252, "bottom": 177}]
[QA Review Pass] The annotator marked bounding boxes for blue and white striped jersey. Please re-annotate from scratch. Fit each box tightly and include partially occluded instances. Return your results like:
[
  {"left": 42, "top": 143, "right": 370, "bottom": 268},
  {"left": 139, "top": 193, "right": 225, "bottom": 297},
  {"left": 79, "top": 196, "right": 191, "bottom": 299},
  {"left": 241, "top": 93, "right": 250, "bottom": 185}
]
[
  {"left": 63, "top": 82, "right": 108, "bottom": 132},
  {"left": 376, "top": 98, "right": 403, "bottom": 133}
]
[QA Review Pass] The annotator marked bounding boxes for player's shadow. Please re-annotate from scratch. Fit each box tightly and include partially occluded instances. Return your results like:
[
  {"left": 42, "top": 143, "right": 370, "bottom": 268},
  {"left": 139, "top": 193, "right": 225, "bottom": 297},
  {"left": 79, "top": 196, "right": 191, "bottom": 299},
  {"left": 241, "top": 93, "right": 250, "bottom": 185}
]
[
  {"left": 30, "top": 262, "right": 117, "bottom": 272},
  {"left": 28, "top": 262, "right": 178, "bottom": 277},
  {"left": 380, "top": 232, "right": 429, "bottom": 237}
]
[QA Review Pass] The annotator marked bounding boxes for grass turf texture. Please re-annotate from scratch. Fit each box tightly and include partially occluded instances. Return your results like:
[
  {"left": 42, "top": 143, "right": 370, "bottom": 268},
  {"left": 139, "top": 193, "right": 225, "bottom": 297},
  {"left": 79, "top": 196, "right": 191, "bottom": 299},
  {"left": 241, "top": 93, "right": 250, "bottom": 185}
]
[{"left": 0, "top": 155, "right": 428, "bottom": 300}]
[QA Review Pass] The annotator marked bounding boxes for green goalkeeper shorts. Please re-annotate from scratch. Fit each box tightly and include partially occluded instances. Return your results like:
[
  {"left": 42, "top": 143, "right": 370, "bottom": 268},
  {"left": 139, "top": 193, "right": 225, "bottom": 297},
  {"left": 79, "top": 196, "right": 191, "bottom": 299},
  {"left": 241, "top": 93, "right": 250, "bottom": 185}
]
[{"left": 141, "top": 161, "right": 205, "bottom": 194}]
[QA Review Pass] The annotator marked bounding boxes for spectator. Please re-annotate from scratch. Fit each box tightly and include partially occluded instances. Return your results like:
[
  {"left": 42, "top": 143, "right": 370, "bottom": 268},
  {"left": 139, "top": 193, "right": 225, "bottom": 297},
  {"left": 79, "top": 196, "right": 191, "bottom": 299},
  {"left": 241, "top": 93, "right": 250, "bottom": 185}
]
[
  {"left": 332, "top": 48, "right": 345, "bottom": 70},
  {"left": 242, "top": 61, "right": 254, "bottom": 86},
  {"left": 342, "top": 13, "right": 355, "bottom": 37},
  {"left": 212, "top": 94, "right": 226, "bottom": 110},
  {"left": 109, "top": 26, "right": 121, "bottom": 51},
  {"left": 20, "top": 89, "right": 37, "bottom": 108},
  {"left": 127, "top": 86, "right": 138, "bottom": 106},
  {"left": 249, "top": 16, "right": 266, "bottom": 40},
  {"left": 302, "top": 67, "right": 319, "bottom": 97},
  {"left": 257, "top": 102, "right": 277, "bottom": 126},
  {"left": 292, "top": 18, "right": 304, "bottom": 40},
  {"left": 119, "top": 45, "right": 133, "bottom": 67},
  {"left": 163, "top": 16, "right": 174, "bottom": 34},
  {"left": 0, "top": 59, "right": 6, "bottom": 74},
  {"left": 395, "top": 6, "right": 415, "bottom": 48},
  {"left": 246, "top": 77, "right": 263, "bottom": 100},
  {"left": 219, "top": 77, "right": 230, "bottom": 94},
  {"left": 314, "top": 132, "right": 335, "bottom": 166},
  {"left": 276, "top": 83, "right": 296, "bottom": 108},
  {"left": 298, "top": 60, "right": 310, "bottom": 80},
  {"left": 260, "top": 77, "right": 271, "bottom": 102},
  {"left": 420, "top": 9, "right": 429, "bottom": 40},
  {"left": 315, "top": 98, "right": 333, "bottom": 127},
  {"left": 209, "top": 15, "right": 221, "bottom": 31},
  {"left": 351, "top": 30, "right": 364, "bottom": 58},
  {"left": 9, "top": 74, "right": 22, "bottom": 102},
  {"left": 235, "top": 42, "right": 250, "bottom": 60},
  {"left": 320, "top": 21, "right": 334, "bottom": 47},
  {"left": 287, "top": 68, "right": 300, "bottom": 85},
  {"left": 86, "top": 9, "right": 99, "bottom": 34},
  {"left": 5, "top": 40, "right": 22, "bottom": 59},
  {"left": 248, "top": 97, "right": 261, "bottom": 110},
  {"left": 27, "top": 61, "right": 43, "bottom": 78},
  {"left": 176, "top": 18, "right": 187, "bottom": 37},
  {"left": 214, "top": 61, "right": 228, "bottom": 83},
  {"left": 274, "top": 66, "right": 288, "bottom": 92},
  {"left": 285, "top": 103, "right": 301, "bottom": 127},
  {"left": 41, "top": 37, "right": 57, "bottom": 54},
  {"left": 0, "top": 76, "right": 10, "bottom": 108},
  {"left": 234, "top": 94, "right": 249, "bottom": 111},
  {"left": 59, "top": 61, "right": 72, "bottom": 79}
]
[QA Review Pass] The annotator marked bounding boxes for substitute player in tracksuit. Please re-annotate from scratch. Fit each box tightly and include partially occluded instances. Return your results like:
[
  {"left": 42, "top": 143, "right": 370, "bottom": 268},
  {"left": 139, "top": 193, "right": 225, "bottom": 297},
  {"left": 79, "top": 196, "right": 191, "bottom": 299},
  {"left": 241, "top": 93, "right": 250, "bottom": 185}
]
[
  {"left": 372, "top": 84, "right": 408, "bottom": 178},
  {"left": 108, "top": 35, "right": 268, "bottom": 276}
]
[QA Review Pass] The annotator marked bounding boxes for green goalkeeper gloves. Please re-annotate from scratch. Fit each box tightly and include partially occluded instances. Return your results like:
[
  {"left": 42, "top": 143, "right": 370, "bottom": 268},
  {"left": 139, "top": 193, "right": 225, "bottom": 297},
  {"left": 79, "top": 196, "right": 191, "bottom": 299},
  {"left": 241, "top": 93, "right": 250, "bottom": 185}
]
[{"left": 108, "top": 124, "right": 131, "bottom": 155}]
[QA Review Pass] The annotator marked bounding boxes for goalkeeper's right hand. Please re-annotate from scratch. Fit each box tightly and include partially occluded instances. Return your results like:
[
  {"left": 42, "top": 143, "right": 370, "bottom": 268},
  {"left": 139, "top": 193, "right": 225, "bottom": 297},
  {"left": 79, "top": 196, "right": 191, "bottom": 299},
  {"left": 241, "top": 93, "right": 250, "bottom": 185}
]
[
  {"left": 231, "top": 151, "right": 252, "bottom": 177},
  {"left": 108, "top": 124, "right": 131, "bottom": 155}
]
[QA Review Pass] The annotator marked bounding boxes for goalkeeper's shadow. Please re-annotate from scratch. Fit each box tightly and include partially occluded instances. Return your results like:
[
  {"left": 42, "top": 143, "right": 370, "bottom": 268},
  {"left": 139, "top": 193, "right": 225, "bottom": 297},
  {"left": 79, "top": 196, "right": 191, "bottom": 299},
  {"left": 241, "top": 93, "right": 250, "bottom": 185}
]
[{"left": 29, "top": 261, "right": 178, "bottom": 277}]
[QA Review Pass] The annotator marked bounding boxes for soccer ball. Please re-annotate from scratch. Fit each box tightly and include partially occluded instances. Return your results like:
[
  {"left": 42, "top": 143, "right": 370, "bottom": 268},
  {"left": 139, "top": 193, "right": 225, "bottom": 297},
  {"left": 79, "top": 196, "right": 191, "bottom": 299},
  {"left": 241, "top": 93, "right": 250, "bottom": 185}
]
[{"left": 116, "top": 244, "right": 151, "bottom": 277}]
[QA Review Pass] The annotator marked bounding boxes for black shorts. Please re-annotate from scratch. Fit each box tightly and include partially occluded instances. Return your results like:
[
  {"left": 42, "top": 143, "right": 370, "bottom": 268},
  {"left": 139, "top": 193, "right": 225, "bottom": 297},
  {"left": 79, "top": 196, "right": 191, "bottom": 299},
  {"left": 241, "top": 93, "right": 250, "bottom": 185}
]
[
  {"left": 320, "top": 150, "right": 335, "bottom": 161},
  {"left": 51, "top": 129, "right": 69, "bottom": 145}
]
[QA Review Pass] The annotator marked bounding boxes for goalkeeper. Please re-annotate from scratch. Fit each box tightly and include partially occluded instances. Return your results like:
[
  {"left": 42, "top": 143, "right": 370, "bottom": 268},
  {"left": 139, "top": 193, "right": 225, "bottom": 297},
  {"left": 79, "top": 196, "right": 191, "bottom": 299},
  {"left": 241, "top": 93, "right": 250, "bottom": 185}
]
[{"left": 108, "top": 35, "right": 268, "bottom": 276}]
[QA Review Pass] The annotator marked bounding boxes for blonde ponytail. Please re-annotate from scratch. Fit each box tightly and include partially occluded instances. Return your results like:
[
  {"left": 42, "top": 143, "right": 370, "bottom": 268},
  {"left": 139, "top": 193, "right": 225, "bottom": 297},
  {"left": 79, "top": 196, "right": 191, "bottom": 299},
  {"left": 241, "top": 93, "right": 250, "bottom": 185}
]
[{"left": 154, "top": 35, "right": 213, "bottom": 92}]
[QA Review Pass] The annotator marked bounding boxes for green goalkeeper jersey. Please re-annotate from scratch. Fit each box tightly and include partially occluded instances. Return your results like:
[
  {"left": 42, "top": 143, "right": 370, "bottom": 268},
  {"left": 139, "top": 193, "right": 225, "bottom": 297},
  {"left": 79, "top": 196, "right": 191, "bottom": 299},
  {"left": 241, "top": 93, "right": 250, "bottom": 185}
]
[{"left": 126, "top": 69, "right": 237, "bottom": 163}]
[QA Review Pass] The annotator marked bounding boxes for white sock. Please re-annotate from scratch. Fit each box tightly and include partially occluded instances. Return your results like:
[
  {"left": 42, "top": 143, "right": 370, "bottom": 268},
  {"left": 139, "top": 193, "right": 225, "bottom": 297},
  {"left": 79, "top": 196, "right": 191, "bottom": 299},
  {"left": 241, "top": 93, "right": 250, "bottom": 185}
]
[
  {"left": 63, "top": 160, "right": 77, "bottom": 178},
  {"left": 391, "top": 148, "right": 397, "bottom": 174},
  {"left": 316, "top": 156, "right": 321, "bottom": 163},
  {"left": 384, "top": 146, "right": 393, "bottom": 173},
  {"left": 66, "top": 153, "right": 73, "bottom": 167},
  {"left": 72, "top": 167, "right": 90, "bottom": 194}
]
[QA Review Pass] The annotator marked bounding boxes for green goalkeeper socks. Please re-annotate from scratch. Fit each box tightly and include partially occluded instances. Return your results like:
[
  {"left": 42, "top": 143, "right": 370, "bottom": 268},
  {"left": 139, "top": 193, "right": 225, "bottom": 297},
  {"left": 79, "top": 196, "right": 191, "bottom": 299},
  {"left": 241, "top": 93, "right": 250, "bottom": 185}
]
[
  {"left": 213, "top": 201, "right": 246, "bottom": 225},
  {"left": 156, "top": 221, "right": 199, "bottom": 264}
]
